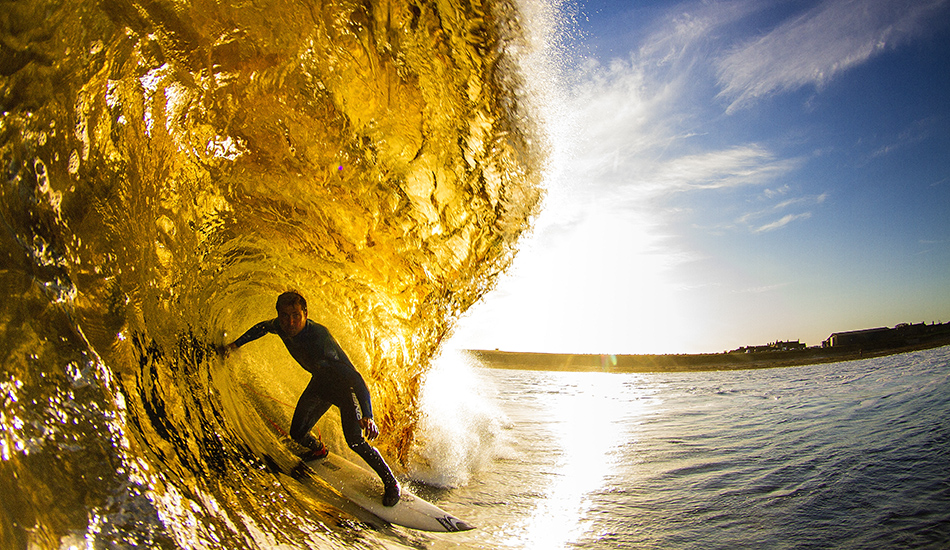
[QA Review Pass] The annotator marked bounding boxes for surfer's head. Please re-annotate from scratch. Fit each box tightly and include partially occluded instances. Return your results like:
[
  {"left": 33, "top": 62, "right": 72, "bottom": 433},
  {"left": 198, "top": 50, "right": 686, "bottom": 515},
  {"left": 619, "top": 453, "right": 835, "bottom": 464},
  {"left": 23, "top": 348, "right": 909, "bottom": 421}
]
[
  {"left": 276, "top": 291, "right": 308, "bottom": 337},
  {"left": 276, "top": 291, "right": 307, "bottom": 313}
]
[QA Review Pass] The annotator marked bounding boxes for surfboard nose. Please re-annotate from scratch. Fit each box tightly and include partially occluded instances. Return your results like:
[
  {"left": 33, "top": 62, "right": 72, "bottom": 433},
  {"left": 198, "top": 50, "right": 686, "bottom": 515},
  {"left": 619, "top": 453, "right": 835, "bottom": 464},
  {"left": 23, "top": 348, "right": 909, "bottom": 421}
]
[
  {"left": 454, "top": 520, "right": 476, "bottom": 532},
  {"left": 436, "top": 516, "right": 475, "bottom": 532}
]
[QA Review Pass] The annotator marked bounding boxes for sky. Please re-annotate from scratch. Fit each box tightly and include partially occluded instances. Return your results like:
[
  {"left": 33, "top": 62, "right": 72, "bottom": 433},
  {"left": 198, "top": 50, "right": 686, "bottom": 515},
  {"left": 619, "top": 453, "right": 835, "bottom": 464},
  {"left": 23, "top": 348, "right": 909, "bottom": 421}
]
[{"left": 449, "top": 0, "right": 950, "bottom": 355}]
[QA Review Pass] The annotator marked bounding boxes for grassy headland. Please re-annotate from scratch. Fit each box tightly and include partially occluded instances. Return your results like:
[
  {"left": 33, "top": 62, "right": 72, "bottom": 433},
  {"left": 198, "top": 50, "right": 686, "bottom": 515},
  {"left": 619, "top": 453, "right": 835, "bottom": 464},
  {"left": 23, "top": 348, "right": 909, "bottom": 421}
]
[{"left": 466, "top": 338, "right": 950, "bottom": 374}]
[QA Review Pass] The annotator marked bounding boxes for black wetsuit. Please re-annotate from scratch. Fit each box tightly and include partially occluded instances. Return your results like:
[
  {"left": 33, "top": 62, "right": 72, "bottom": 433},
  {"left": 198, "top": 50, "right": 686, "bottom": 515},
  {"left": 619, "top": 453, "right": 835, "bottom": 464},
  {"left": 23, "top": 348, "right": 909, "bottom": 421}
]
[{"left": 232, "top": 318, "right": 396, "bottom": 487}]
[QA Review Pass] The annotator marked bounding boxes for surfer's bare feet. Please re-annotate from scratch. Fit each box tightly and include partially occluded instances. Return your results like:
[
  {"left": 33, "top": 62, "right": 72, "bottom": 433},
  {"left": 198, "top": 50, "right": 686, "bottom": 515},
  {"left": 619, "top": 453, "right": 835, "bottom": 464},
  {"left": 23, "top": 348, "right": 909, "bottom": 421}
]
[{"left": 383, "top": 481, "right": 401, "bottom": 507}]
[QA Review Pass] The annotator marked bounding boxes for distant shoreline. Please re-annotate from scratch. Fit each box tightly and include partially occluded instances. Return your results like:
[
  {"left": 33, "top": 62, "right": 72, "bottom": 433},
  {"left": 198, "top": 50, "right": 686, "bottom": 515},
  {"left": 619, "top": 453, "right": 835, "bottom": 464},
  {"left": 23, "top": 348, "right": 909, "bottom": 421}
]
[{"left": 465, "top": 339, "right": 950, "bottom": 374}]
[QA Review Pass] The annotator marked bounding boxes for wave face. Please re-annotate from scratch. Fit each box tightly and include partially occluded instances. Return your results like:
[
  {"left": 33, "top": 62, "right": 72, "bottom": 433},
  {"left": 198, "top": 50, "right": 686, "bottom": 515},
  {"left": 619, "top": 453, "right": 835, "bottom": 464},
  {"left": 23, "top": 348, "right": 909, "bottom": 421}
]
[{"left": 0, "top": 0, "right": 547, "bottom": 546}]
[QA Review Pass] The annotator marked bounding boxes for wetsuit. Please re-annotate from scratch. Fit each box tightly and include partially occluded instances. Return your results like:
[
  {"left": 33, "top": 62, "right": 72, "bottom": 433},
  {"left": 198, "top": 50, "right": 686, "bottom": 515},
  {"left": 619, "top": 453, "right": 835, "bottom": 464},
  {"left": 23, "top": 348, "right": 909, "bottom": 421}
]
[{"left": 232, "top": 318, "right": 397, "bottom": 488}]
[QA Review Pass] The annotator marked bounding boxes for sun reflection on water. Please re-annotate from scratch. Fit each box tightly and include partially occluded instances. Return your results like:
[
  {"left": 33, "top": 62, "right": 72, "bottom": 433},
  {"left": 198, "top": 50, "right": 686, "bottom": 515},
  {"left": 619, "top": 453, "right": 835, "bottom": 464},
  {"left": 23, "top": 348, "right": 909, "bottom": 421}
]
[{"left": 509, "top": 371, "right": 653, "bottom": 549}]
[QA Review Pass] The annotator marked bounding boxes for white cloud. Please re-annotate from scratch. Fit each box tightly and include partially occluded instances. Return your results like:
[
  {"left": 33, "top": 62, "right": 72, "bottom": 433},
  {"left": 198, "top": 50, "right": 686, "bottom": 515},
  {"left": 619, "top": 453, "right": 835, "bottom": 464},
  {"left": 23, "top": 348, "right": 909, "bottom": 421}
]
[
  {"left": 736, "top": 190, "right": 825, "bottom": 232},
  {"left": 869, "top": 116, "right": 941, "bottom": 158},
  {"left": 639, "top": 145, "right": 799, "bottom": 194},
  {"left": 772, "top": 192, "right": 828, "bottom": 211},
  {"left": 754, "top": 212, "right": 813, "bottom": 233},
  {"left": 716, "top": 0, "right": 950, "bottom": 112},
  {"left": 635, "top": 0, "right": 760, "bottom": 72},
  {"left": 561, "top": 53, "right": 802, "bottom": 206}
]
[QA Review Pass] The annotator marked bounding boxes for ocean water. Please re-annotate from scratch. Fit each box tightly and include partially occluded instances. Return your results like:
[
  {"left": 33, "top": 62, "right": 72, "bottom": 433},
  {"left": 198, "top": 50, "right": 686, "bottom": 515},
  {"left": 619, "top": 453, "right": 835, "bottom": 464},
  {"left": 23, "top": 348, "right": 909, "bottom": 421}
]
[{"left": 416, "top": 346, "right": 950, "bottom": 550}]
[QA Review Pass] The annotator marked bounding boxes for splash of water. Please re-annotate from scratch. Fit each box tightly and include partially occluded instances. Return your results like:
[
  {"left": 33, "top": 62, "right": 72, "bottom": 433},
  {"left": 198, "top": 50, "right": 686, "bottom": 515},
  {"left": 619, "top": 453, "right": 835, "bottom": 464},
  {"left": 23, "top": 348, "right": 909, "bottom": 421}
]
[{"left": 409, "top": 350, "right": 512, "bottom": 488}]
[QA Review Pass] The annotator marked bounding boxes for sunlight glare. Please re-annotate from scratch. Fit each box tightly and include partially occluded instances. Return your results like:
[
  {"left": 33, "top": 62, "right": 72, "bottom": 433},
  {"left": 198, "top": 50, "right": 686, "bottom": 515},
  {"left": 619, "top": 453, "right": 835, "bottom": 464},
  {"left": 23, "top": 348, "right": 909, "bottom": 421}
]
[
  {"left": 457, "top": 203, "right": 692, "bottom": 354},
  {"left": 512, "top": 372, "right": 651, "bottom": 549},
  {"left": 411, "top": 351, "right": 509, "bottom": 488}
]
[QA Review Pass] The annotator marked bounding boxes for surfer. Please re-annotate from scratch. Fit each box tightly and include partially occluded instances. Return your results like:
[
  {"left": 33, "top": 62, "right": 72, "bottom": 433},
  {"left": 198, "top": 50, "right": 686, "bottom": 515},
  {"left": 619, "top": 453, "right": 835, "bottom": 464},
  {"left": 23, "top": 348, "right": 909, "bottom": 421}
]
[{"left": 220, "top": 291, "right": 401, "bottom": 507}]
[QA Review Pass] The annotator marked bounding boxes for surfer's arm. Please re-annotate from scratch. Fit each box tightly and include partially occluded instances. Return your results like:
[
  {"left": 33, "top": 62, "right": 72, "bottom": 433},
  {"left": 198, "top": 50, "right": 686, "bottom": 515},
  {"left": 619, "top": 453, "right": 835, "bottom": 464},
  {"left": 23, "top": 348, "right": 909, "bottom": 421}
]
[
  {"left": 350, "top": 371, "right": 380, "bottom": 439},
  {"left": 332, "top": 360, "right": 378, "bottom": 437},
  {"left": 349, "top": 371, "right": 375, "bottom": 421},
  {"left": 219, "top": 320, "right": 276, "bottom": 356}
]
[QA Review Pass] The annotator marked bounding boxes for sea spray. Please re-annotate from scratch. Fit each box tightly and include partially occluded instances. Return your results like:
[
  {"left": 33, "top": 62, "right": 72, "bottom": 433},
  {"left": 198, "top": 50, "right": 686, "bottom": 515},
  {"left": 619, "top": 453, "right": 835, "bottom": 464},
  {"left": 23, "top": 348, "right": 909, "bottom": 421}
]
[{"left": 409, "top": 350, "right": 513, "bottom": 488}]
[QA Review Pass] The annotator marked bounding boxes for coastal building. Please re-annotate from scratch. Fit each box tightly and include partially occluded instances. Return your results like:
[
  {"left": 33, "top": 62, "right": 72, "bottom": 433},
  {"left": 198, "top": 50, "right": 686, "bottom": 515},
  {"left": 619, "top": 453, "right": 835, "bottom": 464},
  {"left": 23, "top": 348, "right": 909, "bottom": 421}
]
[
  {"left": 822, "top": 327, "right": 890, "bottom": 348},
  {"left": 731, "top": 340, "right": 807, "bottom": 354},
  {"left": 822, "top": 322, "right": 950, "bottom": 349}
]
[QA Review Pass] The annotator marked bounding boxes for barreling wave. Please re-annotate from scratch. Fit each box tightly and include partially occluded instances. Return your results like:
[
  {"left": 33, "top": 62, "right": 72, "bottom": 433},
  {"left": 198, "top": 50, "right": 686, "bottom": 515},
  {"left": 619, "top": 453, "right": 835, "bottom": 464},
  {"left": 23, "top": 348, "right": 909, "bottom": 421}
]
[{"left": 0, "top": 0, "right": 553, "bottom": 547}]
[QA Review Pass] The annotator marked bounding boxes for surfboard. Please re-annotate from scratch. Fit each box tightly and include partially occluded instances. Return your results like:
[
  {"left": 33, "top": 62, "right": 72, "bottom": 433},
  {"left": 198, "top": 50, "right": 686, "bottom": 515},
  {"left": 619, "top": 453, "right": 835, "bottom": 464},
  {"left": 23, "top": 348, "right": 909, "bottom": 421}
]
[{"left": 298, "top": 452, "right": 474, "bottom": 533}]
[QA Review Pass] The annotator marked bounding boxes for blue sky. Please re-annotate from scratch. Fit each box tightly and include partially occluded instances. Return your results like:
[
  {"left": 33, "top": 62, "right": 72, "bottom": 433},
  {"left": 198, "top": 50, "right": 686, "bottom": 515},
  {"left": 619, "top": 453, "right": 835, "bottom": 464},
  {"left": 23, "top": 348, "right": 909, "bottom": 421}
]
[{"left": 451, "top": 0, "right": 950, "bottom": 354}]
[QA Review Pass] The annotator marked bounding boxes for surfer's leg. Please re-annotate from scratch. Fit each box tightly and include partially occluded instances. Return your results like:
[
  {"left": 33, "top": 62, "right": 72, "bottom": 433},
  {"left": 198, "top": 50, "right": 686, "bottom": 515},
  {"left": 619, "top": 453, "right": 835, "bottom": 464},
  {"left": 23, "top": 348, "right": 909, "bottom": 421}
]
[
  {"left": 340, "top": 397, "right": 400, "bottom": 506},
  {"left": 289, "top": 377, "right": 331, "bottom": 453},
  {"left": 350, "top": 441, "right": 400, "bottom": 506}
]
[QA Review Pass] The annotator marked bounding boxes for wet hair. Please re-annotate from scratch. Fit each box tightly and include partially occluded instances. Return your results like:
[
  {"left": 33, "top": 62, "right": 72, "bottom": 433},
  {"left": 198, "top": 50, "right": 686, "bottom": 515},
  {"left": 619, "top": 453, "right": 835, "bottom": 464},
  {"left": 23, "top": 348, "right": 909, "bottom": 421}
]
[{"left": 276, "top": 291, "right": 307, "bottom": 313}]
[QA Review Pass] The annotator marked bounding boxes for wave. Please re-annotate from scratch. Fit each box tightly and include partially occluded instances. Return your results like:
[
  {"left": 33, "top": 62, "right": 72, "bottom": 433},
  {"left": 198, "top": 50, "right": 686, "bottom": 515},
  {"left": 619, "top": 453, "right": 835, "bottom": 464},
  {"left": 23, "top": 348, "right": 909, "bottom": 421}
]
[{"left": 0, "top": 0, "right": 554, "bottom": 547}]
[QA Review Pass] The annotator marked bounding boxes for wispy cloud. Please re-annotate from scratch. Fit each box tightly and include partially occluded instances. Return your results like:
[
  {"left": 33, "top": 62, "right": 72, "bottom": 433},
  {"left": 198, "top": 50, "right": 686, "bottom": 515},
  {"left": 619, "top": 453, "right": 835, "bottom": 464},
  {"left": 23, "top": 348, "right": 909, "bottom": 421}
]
[
  {"left": 737, "top": 192, "right": 827, "bottom": 232},
  {"left": 753, "top": 212, "right": 813, "bottom": 233},
  {"left": 639, "top": 145, "right": 800, "bottom": 194},
  {"left": 869, "top": 116, "right": 941, "bottom": 158},
  {"left": 552, "top": 9, "right": 813, "bottom": 238},
  {"left": 773, "top": 192, "right": 828, "bottom": 210},
  {"left": 635, "top": 1, "right": 756, "bottom": 71},
  {"left": 716, "top": 0, "right": 950, "bottom": 112},
  {"left": 563, "top": 55, "right": 801, "bottom": 198}
]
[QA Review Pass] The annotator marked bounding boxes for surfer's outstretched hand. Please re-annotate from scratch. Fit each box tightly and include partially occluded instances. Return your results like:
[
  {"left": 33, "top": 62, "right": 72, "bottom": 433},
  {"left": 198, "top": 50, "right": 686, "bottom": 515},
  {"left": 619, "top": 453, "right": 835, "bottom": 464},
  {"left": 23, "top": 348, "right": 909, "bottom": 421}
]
[{"left": 360, "top": 418, "right": 379, "bottom": 440}]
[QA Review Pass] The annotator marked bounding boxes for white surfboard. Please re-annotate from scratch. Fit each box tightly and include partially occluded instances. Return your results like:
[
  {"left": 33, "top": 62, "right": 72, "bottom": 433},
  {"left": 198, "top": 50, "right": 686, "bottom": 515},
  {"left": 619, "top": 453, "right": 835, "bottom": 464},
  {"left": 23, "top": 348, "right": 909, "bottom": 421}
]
[{"left": 299, "top": 452, "right": 474, "bottom": 533}]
